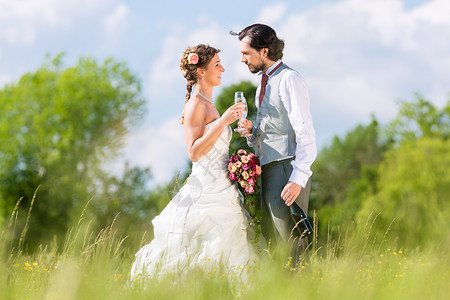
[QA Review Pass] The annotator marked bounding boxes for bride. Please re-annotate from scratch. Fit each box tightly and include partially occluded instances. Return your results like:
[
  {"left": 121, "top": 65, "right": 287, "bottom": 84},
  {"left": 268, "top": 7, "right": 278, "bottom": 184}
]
[{"left": 131, "top": 44, "right": 257, "bottom": 281}]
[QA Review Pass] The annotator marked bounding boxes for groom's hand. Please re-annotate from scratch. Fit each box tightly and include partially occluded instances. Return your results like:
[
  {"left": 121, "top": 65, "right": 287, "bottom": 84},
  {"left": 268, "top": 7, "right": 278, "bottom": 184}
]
[
  {"left": 239, "top": 119, "right": 253, "bottom": 133},
  {"left": 281, "top": 181, "right": 302, "bottom": 206},
  {"left": 238, "top": 119, "right": 253, "bottom": 136}
]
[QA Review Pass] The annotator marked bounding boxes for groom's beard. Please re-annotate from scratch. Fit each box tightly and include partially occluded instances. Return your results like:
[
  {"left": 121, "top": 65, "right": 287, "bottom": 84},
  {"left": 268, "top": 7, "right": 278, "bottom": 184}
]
[{"left": 247, "top": 61, "right": 266, "bottom": 74}]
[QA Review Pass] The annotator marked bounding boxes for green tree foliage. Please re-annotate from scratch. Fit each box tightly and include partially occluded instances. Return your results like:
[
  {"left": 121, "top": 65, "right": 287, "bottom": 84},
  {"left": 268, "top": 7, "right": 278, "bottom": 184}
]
[
  {"left": 0, "top": 54, "right": 145, "bottom": 246},
  {"left": 310, "top": 118, "right": 389, "bottom": 236},
  {"left": 310, "top": 94, "right": 450, "bottom": 248},
  {"left": 356, "top": 138, "right": 450, "bottom": 248},
  {"left": 353, "top": 95, "right": 450, "bottom": 248},
  {"left": 215, "top": 81, "right": 257, "bottom": 154},
  {"left": 387, "top": 93, "right": 450, "bottom": 143},
  {"left": 94, "top": 165, "right": 154, "bottom": 221}
]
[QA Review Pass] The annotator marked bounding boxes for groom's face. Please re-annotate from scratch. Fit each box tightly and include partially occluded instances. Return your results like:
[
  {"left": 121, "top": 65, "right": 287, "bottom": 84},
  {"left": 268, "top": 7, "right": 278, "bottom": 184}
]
[{"left": 240, "top": 36, "right": 266, "bottom": 74}]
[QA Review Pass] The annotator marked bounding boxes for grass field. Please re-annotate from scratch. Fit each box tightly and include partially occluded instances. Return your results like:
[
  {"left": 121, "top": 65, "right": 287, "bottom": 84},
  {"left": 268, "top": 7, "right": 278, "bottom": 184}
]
[{"left": 1, "top": 205, "right": 449, "bottom": 300}]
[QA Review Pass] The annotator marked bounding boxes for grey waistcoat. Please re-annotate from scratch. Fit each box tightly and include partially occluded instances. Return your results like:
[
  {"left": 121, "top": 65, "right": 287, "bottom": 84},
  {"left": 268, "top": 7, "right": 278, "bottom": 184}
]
[{"left": 253, "top": 64, "right": 296, "bottom": 165}]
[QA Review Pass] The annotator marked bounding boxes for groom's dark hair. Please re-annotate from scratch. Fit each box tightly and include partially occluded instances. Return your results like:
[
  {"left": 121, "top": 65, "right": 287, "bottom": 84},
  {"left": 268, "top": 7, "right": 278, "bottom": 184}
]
[{"left": 238, "top": 24, "right": 285, "bottom": 61}]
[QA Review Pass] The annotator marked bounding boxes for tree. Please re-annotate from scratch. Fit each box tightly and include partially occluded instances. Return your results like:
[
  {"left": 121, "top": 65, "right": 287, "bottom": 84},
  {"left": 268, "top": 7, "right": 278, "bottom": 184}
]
[
  {"left": 387, "top": 93, "right": 450, "bottom": 143},
  {"left": 356, "top": 138, "right": 450, "bottom": 248},
  {"left": 308, "top": 117, "right": 392, "bottom": 243},
  {"left": 310, "top": 117, "right": 388, "bottom": 211},
  {"left": 0, "top": 54, "right": 145, "bottom": 247},
  {"left": 311, "top": 94, "right": 450, "bottom": 246}
]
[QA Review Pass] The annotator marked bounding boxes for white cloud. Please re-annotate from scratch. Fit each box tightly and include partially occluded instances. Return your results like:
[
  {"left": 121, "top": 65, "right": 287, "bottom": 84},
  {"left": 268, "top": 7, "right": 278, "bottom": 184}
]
[
  {"left": 0, "top": 74, "right": 12, "bottom": 87},
  {"left": 255, "top": 3, "right": 287, "bottom": 24},
  {"left": 411, "top": 0, "right": 450, "bottom": 25},
  {"left": 147, "top": 21, "right": 243, "bottom": 104},
  {"left": 277, "top": 0, "right": 450, "bottom": 131},
  {"left": 102, "top": 3, "right": 130, "bottom": 38},
  {"left": 148, "top": 34, "right": 186, "bottom": 103},
  {"left": 119, "top": 116, "right": 188, "bottom": 185},
  {"left": 0, "top": 0, "right": 117, "bottom": 45}
]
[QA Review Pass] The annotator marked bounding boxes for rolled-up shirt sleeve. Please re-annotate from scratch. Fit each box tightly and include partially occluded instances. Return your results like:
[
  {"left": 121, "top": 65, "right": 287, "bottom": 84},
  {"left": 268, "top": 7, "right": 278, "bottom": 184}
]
[{"left": 279, "top": 70, "right": 317, "bottom": 187}]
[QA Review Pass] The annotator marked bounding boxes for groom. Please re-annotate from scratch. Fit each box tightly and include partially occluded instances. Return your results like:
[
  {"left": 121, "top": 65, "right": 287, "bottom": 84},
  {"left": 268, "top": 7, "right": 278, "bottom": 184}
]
[{"left": 236, "top": 24, "right": 317, "bottom": 261}]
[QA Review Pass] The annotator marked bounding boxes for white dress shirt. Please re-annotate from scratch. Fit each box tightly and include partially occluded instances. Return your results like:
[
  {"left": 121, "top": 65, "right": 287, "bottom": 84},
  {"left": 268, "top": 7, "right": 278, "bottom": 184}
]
[{"left": 248, "top": 60, "right": 317, "bottom": 187}]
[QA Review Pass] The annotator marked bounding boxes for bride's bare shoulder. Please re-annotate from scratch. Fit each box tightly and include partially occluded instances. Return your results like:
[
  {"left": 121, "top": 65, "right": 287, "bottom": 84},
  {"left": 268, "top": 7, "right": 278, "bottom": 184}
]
[{"left": 183, "top": 95, "right": 207, "bottom": 126}]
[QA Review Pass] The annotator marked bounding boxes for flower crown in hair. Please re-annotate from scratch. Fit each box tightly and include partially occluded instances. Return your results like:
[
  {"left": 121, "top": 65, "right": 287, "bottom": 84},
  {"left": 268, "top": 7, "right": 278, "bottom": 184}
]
[{"left": 187, "top": 52, "right": 199, "bottom": 65}]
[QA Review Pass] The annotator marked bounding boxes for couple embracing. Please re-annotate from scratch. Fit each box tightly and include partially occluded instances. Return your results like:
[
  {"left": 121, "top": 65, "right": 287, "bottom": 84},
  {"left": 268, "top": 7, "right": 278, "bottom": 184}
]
[{"left": 131, "top": 24, "right": 317, "bottom": 281}]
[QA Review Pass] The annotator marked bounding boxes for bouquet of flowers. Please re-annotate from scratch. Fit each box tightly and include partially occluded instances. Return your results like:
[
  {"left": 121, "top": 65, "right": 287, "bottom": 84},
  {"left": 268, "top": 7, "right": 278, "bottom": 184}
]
[{"left": 228, "top": 149, "right": 262, "bottom": 218}]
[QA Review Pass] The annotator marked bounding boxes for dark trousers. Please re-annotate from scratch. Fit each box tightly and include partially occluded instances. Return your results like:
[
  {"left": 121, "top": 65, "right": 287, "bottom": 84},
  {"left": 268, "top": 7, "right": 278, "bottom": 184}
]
[{"left": 261, "top": 158, "right": 311, "bottom": 263}]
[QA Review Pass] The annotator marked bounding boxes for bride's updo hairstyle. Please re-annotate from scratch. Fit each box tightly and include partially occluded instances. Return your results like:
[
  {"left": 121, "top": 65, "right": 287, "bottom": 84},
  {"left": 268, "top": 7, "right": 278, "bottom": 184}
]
[{"left": 179, "top": 44, "right": 220, "bottom": 124}]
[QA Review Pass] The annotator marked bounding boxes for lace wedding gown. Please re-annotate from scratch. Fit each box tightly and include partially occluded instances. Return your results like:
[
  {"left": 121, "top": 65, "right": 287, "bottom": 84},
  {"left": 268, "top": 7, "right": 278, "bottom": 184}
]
[{"left": 131, "top": 119, "right": 257, "bottom": 281}]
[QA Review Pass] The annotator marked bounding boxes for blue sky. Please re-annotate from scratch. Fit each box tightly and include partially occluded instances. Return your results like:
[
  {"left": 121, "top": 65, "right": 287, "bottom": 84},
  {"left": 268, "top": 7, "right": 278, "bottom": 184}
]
[{"left": 1, "top": 0, "right": 449, "bottom": 184}]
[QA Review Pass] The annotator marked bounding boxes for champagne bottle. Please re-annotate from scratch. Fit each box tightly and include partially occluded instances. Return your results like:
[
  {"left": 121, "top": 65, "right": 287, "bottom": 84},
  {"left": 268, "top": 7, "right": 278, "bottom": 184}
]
[{"left": 290, "top": 202, "right": 313, "bottom": 238}]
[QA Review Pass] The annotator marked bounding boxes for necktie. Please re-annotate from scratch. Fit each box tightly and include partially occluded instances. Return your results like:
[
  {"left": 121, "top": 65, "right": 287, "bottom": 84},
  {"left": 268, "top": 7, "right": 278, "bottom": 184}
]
[{"left": 259, "top": 62, "right": 283, "bottom": 106}]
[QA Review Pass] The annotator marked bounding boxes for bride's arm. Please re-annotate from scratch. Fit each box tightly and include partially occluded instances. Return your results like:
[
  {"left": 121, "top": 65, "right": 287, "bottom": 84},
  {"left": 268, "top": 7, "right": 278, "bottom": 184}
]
[{"left": 184, "top": 100, "right": 243, "bottom": 162}]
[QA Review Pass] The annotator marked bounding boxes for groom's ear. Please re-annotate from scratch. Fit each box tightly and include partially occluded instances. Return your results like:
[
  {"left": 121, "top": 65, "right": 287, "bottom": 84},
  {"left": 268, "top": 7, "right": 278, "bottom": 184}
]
[{"left": 261, "top": 48, "right": 269, "bottom": 58}]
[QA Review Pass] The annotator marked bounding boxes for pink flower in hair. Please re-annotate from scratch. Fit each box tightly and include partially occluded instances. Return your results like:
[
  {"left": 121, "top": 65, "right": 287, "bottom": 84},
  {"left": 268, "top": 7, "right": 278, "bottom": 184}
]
[{"left": 188, "top": 53, "right": 199, "bottom": 64}]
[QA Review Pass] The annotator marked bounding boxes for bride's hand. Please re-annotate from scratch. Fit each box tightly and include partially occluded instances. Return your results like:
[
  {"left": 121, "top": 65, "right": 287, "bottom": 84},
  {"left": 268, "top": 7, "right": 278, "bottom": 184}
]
[{"left": 221, "top": 103, "right": 245, "bottom": 125}]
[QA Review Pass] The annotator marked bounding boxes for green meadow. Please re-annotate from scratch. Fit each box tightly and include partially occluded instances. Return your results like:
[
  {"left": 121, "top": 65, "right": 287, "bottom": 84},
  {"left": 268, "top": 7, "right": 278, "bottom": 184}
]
[{"left": 1, "top": 202, "right": 449, "bottom": 300}]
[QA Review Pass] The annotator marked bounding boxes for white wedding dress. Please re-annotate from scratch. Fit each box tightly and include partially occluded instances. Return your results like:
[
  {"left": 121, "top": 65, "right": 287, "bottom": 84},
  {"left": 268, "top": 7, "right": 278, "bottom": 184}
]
[{"left": 131, "top": 119, "right": 257, "bottom": 281}]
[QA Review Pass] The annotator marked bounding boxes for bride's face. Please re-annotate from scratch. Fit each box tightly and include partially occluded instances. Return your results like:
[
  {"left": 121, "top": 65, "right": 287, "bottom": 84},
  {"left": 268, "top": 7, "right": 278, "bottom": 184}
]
[{"left": 201, "top": 54, "right": 225, "bottom": 86}]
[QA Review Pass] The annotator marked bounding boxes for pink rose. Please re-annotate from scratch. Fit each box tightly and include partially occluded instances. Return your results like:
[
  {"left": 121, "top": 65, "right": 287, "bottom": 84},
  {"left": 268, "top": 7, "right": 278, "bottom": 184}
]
[
  {"left": 249, "top": 170, "right": 255, "bottom": 177},
  {"left": 228, "top": 163, "right": 237, "bottom": 173},
  {"left": 187, "top": 53, "right": 199, "bottom": 64},
  {"left": 245, "top": 186, "right": 255, "bottom": 194},
  {"left": 242, "top": 163, "right": 249, "bottom": 171},
  {"left": 237, "top": 149, "right": 247, "bottom": 156},
  {"left": 241, "top": 155, "right": 250, "bottom": 164},
  {"left": 242, "top": 171, "right": 249, "bottom": 180},
  {"left": 255, "top": 165, "right": 262, "bottom": 175},
  {"left": 247, "top": 178, "right": 255, "bottom": 185},
  {"left": 229, "top": 173, "right": 237, "bottom": 181}
]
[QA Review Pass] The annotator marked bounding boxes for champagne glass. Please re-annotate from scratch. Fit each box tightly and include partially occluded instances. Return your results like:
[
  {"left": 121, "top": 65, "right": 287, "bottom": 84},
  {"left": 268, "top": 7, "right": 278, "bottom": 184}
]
[{"left": 234, "top": 91, "right": 250, "bottom": 137}]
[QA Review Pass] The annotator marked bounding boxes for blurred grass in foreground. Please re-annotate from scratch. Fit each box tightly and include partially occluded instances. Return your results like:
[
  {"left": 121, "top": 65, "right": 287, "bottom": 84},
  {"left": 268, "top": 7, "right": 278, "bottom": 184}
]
[{"left": 1, "top": 199, "right": 449, "bottom": 300}]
